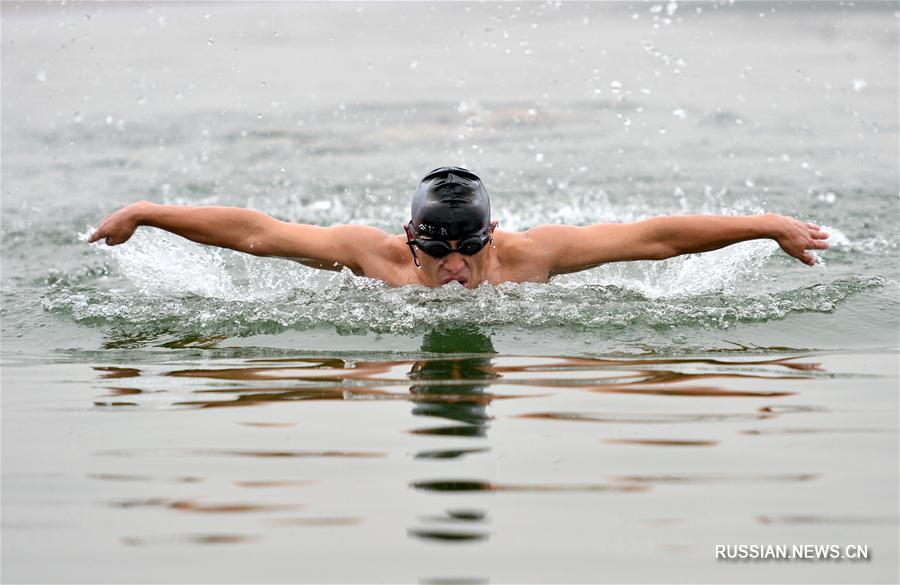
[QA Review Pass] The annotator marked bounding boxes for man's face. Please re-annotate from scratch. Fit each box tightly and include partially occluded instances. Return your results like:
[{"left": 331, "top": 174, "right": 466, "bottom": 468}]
[
  {"left": 416, "top": 241, "right": 479, "bottom": 289},
  {"left": 414, "top": 228, "right": 494, "bottom": 289}
]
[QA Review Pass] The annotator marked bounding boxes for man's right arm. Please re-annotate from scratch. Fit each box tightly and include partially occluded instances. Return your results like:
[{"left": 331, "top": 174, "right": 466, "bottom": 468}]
[{"left": 87, "top": 201, "right": 389, "bottom": 274}]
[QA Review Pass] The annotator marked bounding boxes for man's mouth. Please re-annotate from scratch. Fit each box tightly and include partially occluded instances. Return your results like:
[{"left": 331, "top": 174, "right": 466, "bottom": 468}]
[{"left": 442, "top": 277, "right": 470, "bottom": 289}]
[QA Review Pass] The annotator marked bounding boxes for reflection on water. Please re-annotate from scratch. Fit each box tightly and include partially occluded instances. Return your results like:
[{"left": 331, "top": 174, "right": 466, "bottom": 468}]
[
  {"left": 89, "top": 331, "right": 843, "bottom": 419},
  {"left": 408, "top": 329, "right": 498, "bottom": 439},
  {"left": 108, "top": 498, "right": 302, "bottom": 514},
  {"left": 604, "top": 439, "right": 719, "bottom": 447},
  {"left": 94, "top": 448, "right": 386, "bottom": 459},
  {"left": 69, "top": 329, "right": 898, "bottom": 582},
  {"left": 408, "top": 528, "right": 489, "bottom": 543},
  {"left": 88, "top": 473, "right": 204, "bottom": 484},
  {"left": 414, "top": 447, "right": 491, "bottom": 460},
  {"left": 516, "top": 411, "right": 774, "bottom": 424},
  {"left": 756, "top": 515, "right": 900, "bottom": 526},
  {"left": 611, "top": 473, "right": 821, "bottom": 484},
  {"left": 411, "top": 479, "right": 648, "bottom": 493},
  {"left": 122, "top": 533, "right": 260, "bottom": 546}
]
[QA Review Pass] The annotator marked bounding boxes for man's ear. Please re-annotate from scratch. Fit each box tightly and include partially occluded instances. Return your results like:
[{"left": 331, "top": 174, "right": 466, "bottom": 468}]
[{"left": 490, "top": 220, "right": 499, "bottom": 232}]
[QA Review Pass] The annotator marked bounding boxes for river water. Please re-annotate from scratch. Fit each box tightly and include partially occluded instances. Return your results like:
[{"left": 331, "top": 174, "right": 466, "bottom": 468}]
[{"left": 2, "top": 2, "right": 898, "bottom": 583}]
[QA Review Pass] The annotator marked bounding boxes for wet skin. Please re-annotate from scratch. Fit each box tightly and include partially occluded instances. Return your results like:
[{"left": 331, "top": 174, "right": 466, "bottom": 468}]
[
  {"left": 410, "top": 230, "right": 496, "bottom": 289},
  {"left": 87, "top": 201, "right": 830, "bottom": 289}
]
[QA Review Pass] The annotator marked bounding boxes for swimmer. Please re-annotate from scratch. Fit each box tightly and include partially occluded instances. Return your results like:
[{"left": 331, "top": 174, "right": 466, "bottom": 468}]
[{"left": 88, "top": 166, "right": 829, "bottom": 288}]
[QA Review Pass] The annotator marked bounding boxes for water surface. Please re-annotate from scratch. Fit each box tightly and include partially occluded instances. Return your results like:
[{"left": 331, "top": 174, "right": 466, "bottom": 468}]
[{"left": 2, "top": 2, "right": 898, "bottom": 583}]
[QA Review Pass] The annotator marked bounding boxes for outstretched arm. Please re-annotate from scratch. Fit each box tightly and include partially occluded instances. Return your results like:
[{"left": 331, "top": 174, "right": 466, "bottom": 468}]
[
  {"left": 525, "top": 213, "right": 830, "bottom": 276},
  {"left": 87, "top": 201, "right": 390, "bottom": 274}
]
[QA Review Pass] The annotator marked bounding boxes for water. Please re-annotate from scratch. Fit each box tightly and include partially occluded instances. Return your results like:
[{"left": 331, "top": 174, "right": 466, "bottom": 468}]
[{"left": 2, "top": 2, "right": 898, "bottom": 583}]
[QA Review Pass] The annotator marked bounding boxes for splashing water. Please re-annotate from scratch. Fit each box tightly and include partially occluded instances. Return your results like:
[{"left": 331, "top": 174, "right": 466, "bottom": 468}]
[{"left": 41, "top": 223, "right": 884, "bottom": 344}]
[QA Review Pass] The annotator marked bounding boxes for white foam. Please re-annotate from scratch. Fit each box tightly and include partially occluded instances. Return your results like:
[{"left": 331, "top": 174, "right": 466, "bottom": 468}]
[
  {"left": 88, "top": 228, "right": 335, "bottom": 301},
  {"left": 556, "top": 239, "right": 778, "bottom": 298}
]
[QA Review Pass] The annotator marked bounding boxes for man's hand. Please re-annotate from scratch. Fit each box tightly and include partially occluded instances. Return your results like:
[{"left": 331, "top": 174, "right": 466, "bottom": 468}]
[
  {"left": 88, "top": 201, "right": 152, "bottom": 245},
  {"left": 766, "top": 213, "right": 830, "bottom": 266}
]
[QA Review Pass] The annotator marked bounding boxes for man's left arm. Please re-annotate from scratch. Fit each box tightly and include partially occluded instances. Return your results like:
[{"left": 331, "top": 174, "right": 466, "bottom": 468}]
[
  {"left": 643, "top": 213, "right": 830, "bottom": 265},
  {"left": 527, "top": 213, "right": 830, "bottom": 276}
]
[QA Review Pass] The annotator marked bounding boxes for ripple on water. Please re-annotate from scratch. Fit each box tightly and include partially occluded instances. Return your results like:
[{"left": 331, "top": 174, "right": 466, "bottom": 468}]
[{"left": 41, "top": 273, "right": 887, "bottom": 339}]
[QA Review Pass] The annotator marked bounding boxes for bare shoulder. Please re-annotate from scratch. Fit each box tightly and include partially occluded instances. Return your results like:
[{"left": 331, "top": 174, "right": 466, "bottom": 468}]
[
  {"left": 356, "top": 232, "right": 419, "bottom": 284},
  {"left": 379, "top": 232, "right": 413, "bottom": 262},
  {"left": 495, "top": 228, "right": 560, "bottom": 260},
  {"left": 493, "top": 229, "right": 556, "bottom": 283}
]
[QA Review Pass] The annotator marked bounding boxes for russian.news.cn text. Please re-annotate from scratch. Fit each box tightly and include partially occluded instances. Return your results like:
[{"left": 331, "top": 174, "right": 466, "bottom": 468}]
[{"left": 716, "top": 544, "right": 870, "bottom": 561}]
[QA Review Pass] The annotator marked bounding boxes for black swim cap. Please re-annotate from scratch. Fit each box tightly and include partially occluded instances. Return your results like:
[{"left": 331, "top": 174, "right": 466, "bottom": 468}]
[{"left": 410, "top": 166, "right": 491, "bottom": 239}]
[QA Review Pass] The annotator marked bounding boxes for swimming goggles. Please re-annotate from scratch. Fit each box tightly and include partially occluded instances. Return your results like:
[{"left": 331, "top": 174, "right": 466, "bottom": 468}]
[{"left": 404, "top": 222, "right": 492, "bottom": 265}]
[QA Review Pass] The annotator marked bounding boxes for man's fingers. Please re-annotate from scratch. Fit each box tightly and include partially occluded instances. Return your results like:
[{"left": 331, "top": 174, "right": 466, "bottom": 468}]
[
  {"left": 810, "top": 230, "right": 829, "bottom": 239},
  {"left": 806, "top": 222, "right": 820, "bottom": 229},
  {"left": 88, "top": 229, "right": 111, "bottom": 245}
]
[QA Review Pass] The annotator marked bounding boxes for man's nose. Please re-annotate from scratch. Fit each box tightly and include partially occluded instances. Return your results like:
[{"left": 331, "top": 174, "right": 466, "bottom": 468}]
[{"left": 442, "top": 252, "right": 466, "bottom": 272}]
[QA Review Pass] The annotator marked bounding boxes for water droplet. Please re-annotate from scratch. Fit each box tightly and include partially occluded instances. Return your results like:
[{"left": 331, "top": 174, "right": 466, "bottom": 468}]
[
  {"left": 207, "top": 38, "right": 214, "bottom": 46},
  {"left": 672, "top": 108, "right": 686, "bottom": 119},
  {"left": 410, "top": 60, "right": 419, "bottom": 69},
  {"left": 744, "top": 178, "right": 755, "bottom": 188},
  {"left": 852, "top": 78, "right": 866, "bottom": 92},
  {"left": 535, "top": 153, "right": 544, "bottom": 162},
  {"left": 72, "top": 111, "right": 83, "bottom": 123},
  {"left": 36, "top": 70, "right": 47, "bottom": 83},
  {"left": 610, "top": 80, "right": 622, "bottom": 93}
]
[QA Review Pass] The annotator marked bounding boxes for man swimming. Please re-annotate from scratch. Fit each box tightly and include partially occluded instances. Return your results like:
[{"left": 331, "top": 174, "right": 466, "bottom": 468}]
[{"left": 88, "top": 166, "right": 829, "bottom": 288}]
